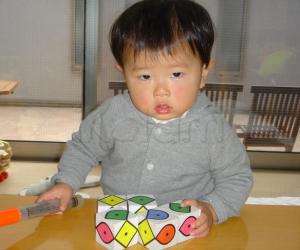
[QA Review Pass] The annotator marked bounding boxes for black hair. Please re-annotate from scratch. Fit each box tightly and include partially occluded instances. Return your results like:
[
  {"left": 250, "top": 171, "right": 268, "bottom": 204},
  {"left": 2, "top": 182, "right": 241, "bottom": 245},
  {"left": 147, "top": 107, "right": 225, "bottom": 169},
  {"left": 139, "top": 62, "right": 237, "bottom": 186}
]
[{"left": 109, "top": 0, "right": 214, "bottom": 68}]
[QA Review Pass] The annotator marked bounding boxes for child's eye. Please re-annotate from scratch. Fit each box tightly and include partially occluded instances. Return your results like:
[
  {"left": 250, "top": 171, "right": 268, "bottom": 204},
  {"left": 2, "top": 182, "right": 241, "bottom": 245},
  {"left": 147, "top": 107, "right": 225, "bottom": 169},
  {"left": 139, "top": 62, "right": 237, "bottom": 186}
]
[
  {"left": 171, "top": 72, "right": 184, "bottom": 79},
  {"left": 139, "top": 74, "right": 151, "bottom": 81}
]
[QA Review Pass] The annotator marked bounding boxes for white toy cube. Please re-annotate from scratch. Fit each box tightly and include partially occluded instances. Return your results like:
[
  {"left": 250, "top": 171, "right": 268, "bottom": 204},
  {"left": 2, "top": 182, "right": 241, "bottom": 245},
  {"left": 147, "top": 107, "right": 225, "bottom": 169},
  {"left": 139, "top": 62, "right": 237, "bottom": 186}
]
[
  {"left": 97, "top": 194, "right": 127, "bottom": 213},
  {"left": 138, "top": 208, "right": 179, "bottom": 250},
  {"left": 159, "top": 200, "right": 201, "bottom": 243},
  {"left": 96, "top": 209, "right": 139, "bottom": 250},
  {"left": 127, "top": 194, "right": 157, "bottom": 214}
]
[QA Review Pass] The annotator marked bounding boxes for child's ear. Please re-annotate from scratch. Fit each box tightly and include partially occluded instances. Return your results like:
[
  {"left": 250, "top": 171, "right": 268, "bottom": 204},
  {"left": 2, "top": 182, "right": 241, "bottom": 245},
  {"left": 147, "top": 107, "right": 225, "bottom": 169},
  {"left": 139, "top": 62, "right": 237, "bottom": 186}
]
[
  {"left": 207, "top": 59, "right": 215, "bottom": 72},
  {"left": 199, "top": 60, "right": 214, "bottom": 89},
  {"left": 199, "top": 66, "right": 208, "bottom": 89},
  {"left": 115, "top": 64, "right": 124, "bottom": 73}
]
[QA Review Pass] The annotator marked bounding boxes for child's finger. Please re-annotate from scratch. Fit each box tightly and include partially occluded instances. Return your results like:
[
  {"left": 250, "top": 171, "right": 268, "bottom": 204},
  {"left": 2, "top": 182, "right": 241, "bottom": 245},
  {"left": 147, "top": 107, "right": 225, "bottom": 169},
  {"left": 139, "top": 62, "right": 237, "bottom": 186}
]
[
  {"left": 59, "top": 198, "right": 70, "bottom": 212},
  {"left": 35, "top": 192, "right": 56, "bottom": 203},
  {"left": 191, "top": 225, "right": 209, "bottom": 238},
  {"left": 191, "top": 215, "right": 206, "bottom": 229},
  {"left": 181, "top": 199, "right": 199, "bottom": 207},
  {"left": 191, "top": 218, "right": 210, "bottom": 236}
]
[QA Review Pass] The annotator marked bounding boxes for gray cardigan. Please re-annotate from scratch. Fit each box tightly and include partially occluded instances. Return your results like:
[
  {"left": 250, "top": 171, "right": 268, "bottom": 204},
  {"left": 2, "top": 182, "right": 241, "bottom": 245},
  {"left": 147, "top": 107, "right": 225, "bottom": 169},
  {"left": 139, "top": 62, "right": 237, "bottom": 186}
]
[{"left": 53, "top": 92, "right": 253, "bottom": 223}]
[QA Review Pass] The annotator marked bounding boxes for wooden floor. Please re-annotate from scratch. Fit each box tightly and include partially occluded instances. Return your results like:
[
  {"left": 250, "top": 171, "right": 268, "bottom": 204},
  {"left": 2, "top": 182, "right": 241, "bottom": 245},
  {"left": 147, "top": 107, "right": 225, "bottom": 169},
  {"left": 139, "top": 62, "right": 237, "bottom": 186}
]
[{"left": 1, "top": 161, "right": 300, "bottom": 198}]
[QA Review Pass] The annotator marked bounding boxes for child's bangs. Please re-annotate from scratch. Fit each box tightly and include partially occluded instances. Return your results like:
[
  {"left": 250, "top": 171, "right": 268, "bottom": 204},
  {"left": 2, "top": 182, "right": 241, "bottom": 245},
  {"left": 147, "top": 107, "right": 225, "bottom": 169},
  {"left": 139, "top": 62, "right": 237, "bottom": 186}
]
[
  {"left": 123, "top": 37, "right": 197, "bottom": 65},
  {"left": 122, "top": 14, "right": 197, "bottom": 62}
]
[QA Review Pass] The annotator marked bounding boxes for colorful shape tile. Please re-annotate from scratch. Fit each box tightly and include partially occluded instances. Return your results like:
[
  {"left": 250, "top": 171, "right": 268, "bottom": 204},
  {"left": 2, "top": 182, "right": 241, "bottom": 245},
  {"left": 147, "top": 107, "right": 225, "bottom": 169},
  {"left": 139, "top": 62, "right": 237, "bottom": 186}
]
[
  {"left": 138, "top": 219, "right": 155, "bottom": 246},
  {"left": 156, "top": 224, "right": 176, "bottom": 245},
  {"left": 98, "top": 195, "right": 126, "bottom": 206},
  {"left": 179, "top": 216, "right": 196, "bottom": 236},
  {"left": 115, "top": 221, "right": 137, "bottom": 248},
  {"left": 169, "top": 202, "right": 191, "bottom": 213},
  {"left": 129, "top": 195, "right": 155, "bottom": 205},
  {"left": 96, "top": 222, "right": 114, "bottom": 244},
  {"left": 146, "top": 209, "right": 169, "bottom": 220},
  {"left": 135, "top": 206, "right": 147, "bottom": 214},
  {"left": 105, "top": 210, "right": 128, "bottom": 220}
]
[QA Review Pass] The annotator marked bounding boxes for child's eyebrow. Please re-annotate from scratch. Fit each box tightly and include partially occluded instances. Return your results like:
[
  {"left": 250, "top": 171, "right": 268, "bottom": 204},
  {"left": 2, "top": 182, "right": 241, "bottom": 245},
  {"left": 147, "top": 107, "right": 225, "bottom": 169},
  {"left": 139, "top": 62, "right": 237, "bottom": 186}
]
[
  {"left": 131, "top": 66, "right": 149, "bottom": 71},
  {"left": 132, "top": 62, "right": 189, "bottom": 71},
  {"left": 166, "top": 62, "right": 189, "bottom": 68}
]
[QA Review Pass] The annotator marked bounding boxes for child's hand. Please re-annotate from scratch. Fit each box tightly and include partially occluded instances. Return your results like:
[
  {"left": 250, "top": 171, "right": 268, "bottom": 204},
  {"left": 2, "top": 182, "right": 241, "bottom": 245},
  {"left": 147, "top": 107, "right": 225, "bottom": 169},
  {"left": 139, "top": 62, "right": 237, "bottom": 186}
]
[
  {"left": 36, "top": 182, "right": 74, "bottom": 213},
  {"left": 181, "top": 199, "right": 218, "bottom": 238}
]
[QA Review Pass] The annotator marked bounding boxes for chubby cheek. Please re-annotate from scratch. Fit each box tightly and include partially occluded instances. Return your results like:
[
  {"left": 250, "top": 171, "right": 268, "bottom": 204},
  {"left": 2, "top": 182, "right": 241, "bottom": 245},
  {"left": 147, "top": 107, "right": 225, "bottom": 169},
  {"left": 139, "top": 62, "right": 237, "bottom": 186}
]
[
  {"left": 173, "top": 85, "right": 198, "bottom": 109},
  {"left": 131, "top": 92, "right": 151, "bottom": 113},
  {"left": 174, "top": 86, "right": 185, "bottom": 98}
]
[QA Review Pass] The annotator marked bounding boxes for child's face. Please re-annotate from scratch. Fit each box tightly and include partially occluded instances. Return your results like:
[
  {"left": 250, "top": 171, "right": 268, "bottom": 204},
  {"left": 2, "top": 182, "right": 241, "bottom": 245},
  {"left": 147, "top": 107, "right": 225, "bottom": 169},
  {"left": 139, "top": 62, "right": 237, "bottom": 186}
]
[{"left": 118, "top": 44, "right": 209, "bottom": 120}]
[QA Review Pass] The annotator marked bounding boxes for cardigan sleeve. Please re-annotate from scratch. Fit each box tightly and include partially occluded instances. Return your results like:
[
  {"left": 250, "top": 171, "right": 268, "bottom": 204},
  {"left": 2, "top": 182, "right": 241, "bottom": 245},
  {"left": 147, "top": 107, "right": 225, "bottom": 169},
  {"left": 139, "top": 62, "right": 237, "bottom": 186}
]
[
  {"left": 200, "top": 118, "right": 253, "bottom": 223},
  {"left": 51, "top": 100, "right": 114, "bottom": 191}
]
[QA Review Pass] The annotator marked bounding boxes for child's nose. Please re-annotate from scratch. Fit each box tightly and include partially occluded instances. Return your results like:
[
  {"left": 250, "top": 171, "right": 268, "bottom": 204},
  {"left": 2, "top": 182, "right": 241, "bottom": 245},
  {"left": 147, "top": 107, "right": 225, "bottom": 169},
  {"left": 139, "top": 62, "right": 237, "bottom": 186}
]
[{"left": 154, "top": 83, "right": 170, "bottom": 97}]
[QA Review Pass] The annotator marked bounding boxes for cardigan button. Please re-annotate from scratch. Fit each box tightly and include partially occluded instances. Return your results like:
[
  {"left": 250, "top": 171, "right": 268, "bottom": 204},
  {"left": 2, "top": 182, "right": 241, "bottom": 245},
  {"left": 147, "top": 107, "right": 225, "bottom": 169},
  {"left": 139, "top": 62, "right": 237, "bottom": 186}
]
[
  {"left": 147, "top": 163, "right": 154, "bottom": 170},
  {"left": 155, "top": 127, "right": 162, "bottom": 135}
]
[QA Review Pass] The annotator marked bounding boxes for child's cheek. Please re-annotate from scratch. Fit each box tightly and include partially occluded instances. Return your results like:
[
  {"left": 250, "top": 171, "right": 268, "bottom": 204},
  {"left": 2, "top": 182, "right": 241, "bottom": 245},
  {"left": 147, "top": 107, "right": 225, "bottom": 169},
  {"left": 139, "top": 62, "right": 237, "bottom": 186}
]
[
  {"left": 134, "top": 94, "right": 149, "bottom": 110},
  {"left": 174, "top": 86, "right": 185, "bottom": 98}
]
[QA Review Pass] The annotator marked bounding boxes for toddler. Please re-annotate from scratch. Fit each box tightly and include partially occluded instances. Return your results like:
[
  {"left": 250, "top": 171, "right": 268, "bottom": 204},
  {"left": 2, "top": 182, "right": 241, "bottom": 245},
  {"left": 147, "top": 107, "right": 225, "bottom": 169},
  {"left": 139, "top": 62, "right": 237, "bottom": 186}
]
[{"left": 38, "top": 0, "right": 253, "bottom": 238}]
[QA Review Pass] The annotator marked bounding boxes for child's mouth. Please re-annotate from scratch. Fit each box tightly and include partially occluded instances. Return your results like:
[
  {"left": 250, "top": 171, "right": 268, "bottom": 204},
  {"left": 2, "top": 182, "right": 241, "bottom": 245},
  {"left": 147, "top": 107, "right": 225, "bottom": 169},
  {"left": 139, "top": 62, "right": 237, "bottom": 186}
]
[{"left": 155, "top": 104, "right": 171, "bottom": 114}]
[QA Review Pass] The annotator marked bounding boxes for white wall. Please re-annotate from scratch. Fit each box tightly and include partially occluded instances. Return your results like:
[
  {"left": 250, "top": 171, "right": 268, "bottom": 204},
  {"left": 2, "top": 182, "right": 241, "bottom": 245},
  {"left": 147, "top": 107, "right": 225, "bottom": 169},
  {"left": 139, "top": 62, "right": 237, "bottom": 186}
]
[
  {"left": 1, "top": 0, "right": 299, "bottom": 110},
  {"left": 239, "top": 0, "right": 300, "bottom": 108},
  {"left": 0, "top": 0, "right": 81, "bottom": 104},
  {"left": 244, "top": 0, "right": 300, "bottom": 86},
  {"left": 97, "top": 0, "right": 125, "bottom": 104}
]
